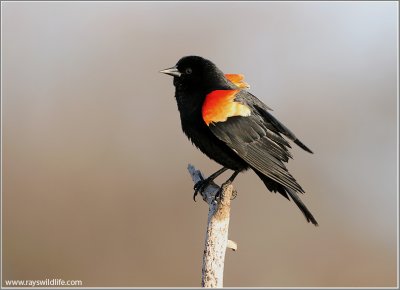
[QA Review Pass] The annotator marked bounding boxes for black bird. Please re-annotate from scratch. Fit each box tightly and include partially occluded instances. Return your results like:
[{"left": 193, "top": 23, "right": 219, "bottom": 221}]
[{"left": 160, "top": 56, "right": 318, "bottom": 226}]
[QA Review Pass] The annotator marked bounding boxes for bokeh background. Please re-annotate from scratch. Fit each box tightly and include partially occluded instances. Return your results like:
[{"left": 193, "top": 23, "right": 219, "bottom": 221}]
[{"left": 2, "top": 1, "right": 398, "bottom": 287}]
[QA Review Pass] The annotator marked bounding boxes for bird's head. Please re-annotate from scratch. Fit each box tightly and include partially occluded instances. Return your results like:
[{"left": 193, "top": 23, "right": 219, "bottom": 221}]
[{"left": 160, "top": 56, "right": 233, "bottom": 92}]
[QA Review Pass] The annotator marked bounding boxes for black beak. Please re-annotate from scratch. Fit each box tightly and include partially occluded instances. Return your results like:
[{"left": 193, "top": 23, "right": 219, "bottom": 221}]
[{"left": 160, "top": 66, "right": 181, "bottom": 77}]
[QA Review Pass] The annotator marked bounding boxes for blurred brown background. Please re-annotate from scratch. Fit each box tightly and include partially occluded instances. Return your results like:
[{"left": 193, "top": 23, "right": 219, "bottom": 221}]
[{"left": 2, "top": 1, "right": 397, "bottom": 287}]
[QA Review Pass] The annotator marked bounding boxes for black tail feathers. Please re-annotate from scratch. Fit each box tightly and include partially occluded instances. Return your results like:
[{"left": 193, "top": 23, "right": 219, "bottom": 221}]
[
  {"left": 286, "top": 188, "right": 318, "bottom": 226},
  {"left": 254, "top": 170, "right": 318, "bottom": 226},
  {"left": 294, "top": 139, "right": 313, "bottom": 154}
]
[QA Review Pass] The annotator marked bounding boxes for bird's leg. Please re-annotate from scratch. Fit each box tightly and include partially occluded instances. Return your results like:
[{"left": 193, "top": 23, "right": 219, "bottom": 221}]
[
  {"left": 214, "top": 171, "right": 240, "bottom": 202},
  {"left": 193, "top": 167, "right": 228, "bottom": 201}
]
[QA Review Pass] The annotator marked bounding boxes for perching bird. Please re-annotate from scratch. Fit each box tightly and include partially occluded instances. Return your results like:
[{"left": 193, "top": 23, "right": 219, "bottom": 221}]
[{"left": 160, "top": 56, "right": 318, "bottom": 226}]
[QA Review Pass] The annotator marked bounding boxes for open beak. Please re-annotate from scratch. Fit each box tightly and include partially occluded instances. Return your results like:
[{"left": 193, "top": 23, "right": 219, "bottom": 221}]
[{"left": 159, "top": 66, "right": 181, "bottom": 77}]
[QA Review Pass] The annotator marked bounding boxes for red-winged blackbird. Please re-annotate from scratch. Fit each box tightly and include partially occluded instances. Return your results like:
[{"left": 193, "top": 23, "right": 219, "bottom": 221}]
[{"left": 161, "top": 56, "right": 318, "bottom": 226}]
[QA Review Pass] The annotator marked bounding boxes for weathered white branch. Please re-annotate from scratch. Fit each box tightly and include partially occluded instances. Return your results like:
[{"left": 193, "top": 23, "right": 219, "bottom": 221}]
[
  {"left": 187, "top": 164, "right": 237, "bottom": 288},
  {"left": 227, "top": 240, "right": 238, "bottom": 251}
]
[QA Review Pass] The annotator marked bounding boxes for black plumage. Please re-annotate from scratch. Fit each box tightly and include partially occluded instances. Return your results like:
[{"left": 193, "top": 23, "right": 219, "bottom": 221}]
[{"left": 161, "top": 56, "right": 318, "bottom": 226}]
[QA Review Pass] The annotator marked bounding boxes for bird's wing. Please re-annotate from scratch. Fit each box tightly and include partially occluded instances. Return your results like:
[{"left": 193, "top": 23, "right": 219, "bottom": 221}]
[
  {"left": 202, "top": 89, "right": 308, "bottom": 193},
  {"left": 235, "top": 92, "right": 313, "bottom": 153}
]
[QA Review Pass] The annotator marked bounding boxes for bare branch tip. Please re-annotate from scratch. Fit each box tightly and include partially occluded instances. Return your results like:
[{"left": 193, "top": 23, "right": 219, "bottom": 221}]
[{"left": 227, "top": 240, "right": 238, "bottom": 251}]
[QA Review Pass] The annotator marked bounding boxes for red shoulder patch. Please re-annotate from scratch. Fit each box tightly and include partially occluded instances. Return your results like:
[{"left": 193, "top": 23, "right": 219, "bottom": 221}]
[
  {"left": 225, "top": 74, "right": 250, "bottom": 89},
  {"left": 202, "top": 90, "right": 251, "bottom": 126}
]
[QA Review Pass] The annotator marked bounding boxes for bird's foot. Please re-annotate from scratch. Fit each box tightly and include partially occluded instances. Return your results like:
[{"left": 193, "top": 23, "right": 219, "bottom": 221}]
[
  {"left": 193, "top": 177, "right": 213, "bottom": 201},
  {"left": 212, "top": 188, "right": 222, "bottom": 203},
  {"left": 193, "top": 172, "right": 238, "bottom": 203},
  {"left": 212, "top": 180, "right": 236, "bottom": 203}
]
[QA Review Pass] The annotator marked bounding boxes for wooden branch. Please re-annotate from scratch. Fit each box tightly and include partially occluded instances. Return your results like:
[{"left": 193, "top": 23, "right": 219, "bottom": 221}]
[
  {"left": 187, "top": 164, "right": 237, "bottom": 288},
  {"left": 227, "top": 240, "right": 238, "bottom": 251}
]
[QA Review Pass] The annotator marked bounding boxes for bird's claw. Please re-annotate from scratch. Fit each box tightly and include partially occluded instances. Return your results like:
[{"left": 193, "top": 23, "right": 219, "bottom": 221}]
[
  {"left": 231, "top": 189, "right": 238, "bottom": 200},
  {"left": 193, "top": 176, "right": 238, "bottom": 203},
  {"left": 193, "top": 178, "right": 210, "bottom": 201},
  {"left": 212, "top": 189, "right": 222, "bottom": 203},
  {"left": 215, "top": 180, "right": 237, "bottom": 202}
]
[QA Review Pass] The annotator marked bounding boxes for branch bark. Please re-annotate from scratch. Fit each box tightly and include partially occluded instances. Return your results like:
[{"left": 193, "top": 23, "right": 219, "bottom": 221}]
[{"left": 187, "top": 164, "right": 237, "bottom": 288}]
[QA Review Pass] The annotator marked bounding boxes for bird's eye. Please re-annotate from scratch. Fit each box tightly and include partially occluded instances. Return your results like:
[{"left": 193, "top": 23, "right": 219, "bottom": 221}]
[{"left": 185, "top": 68, "right": 192, "bottom": 75}]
